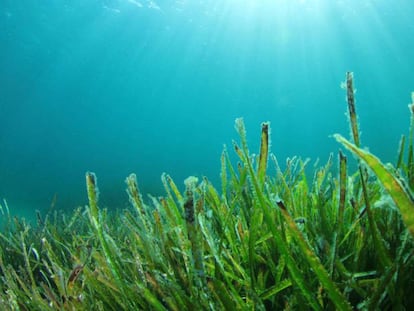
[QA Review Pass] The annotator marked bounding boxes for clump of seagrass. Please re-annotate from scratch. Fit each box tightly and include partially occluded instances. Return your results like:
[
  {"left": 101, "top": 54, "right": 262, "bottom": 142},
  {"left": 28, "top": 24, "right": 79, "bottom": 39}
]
[{"left": 0, "top": 72, "right": 413, "bottom": 310}]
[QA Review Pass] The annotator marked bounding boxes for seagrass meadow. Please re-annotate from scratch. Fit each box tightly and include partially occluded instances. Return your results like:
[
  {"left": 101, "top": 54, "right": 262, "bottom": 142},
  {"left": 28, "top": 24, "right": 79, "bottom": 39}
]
[{"left": 1, "top": 72, "right": 414, "bottom": 310}]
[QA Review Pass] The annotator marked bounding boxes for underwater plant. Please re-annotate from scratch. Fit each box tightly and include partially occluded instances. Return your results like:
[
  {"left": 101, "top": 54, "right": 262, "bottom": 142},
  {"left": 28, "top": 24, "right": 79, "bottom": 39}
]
[{"left": 0, "top": 72, "right": 413, "bottom": 310}]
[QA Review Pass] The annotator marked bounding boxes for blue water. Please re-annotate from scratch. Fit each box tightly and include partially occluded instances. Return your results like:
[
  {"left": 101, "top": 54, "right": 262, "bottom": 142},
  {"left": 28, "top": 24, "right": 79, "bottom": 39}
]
[{"left": 1, "top": 0, "right": 414, "bottom": 218}]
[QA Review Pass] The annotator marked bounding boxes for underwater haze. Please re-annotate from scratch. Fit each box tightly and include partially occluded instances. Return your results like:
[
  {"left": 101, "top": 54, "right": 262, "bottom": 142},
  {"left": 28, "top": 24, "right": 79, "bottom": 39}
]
[{"left": 1, "top": 0, "right": 414, "bottom": 218}]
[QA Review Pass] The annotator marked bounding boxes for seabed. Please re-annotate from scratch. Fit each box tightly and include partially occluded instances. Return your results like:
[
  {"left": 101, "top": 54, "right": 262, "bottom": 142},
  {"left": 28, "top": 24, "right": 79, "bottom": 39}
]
[{"left": 1, "top": 73, "right": 414, "bottom": 310}]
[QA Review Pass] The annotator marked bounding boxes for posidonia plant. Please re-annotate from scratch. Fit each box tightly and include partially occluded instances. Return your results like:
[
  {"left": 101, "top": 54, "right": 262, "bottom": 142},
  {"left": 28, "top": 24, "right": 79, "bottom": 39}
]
[{"left": 0, "top": 72, "right": 413, "bottom": 310}]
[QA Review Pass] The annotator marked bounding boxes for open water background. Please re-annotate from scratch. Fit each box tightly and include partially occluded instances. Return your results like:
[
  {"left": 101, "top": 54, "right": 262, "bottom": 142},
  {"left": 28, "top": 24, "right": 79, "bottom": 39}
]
[{"left": 1, "top": 0, "right": 413, "bottom": 218}]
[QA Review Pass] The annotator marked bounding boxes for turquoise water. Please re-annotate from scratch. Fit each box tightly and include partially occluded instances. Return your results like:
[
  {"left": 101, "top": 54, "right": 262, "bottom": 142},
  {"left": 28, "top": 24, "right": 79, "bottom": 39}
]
[{"left": 1, "top": 0, "right": 413, "bottom": 217}]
